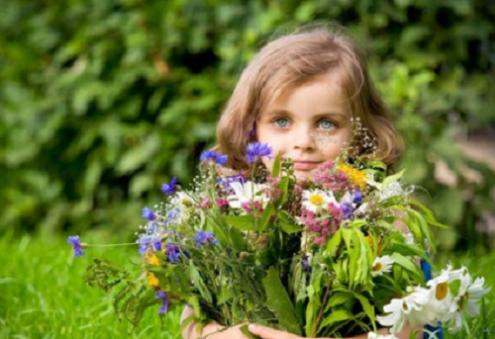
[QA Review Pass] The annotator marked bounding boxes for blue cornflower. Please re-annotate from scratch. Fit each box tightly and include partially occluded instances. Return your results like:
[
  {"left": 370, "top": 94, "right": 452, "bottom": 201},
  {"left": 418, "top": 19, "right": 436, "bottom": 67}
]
[
  {"left": 153, "top": 239, "right": 162, "bottom": 251},
  {"left": 217, "top": 175, "right": 245, "bottom": 192},
  {"left": 245, "top": 142, "right": 272, "bottom": 164},
  {"left": 142, "top": 207, "right": 156, "bottom": 221},
  {"left": 161, "top": 177, "right": 177, "bottom": 196},
  {"left": 166, "top": 243, "right": 181, "bottom": 263},
  {"left": 352, "top": 191, "right": 363, "bottom": 205},
  {"left": 147, "top": 222, "right": 158, "bottom": 234},
  {"left": 138, "top": 234, "right": 152, "bottom": 255},
  {"left": 194, "top": 230, "right": 218, "bottom": 247},
  {"left": 341, "top": 203, "right": 354, "bottom": 219},
  {"left": 155, "top": 290, "right": 169, "bottom": 315},
  {"left": 200, "top": 150, "right": 228, "bottom": 165},
  {"left": 67, "top": 235, "right": 84, "bottom": 257}
]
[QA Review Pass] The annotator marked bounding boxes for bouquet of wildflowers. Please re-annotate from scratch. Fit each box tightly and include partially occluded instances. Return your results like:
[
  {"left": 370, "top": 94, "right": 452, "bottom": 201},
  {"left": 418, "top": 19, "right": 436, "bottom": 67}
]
[{"left": 71, "top": 143, "right": 489, "bottom": 338}]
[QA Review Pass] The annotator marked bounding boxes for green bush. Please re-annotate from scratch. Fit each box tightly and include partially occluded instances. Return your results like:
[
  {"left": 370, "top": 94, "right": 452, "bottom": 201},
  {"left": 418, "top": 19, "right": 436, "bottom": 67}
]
[{"left": 1, "top": 0, "right": 494, "bottom": 250}]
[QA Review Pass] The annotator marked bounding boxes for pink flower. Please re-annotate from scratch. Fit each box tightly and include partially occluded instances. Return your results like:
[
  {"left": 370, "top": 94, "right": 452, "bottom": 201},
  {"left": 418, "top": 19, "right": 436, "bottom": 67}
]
[
  {"left": 200, "top": 198, "right": 210, "bottom": 209},
  {"left": 216, "top": 198, "right": 228, "bottom": 209}
]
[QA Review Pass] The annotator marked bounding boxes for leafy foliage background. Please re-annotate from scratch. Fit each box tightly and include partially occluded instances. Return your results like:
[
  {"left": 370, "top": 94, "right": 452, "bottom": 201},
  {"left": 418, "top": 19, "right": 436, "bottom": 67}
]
[{"left": 1, "top": 0, "right": 494, "bottom": 250}]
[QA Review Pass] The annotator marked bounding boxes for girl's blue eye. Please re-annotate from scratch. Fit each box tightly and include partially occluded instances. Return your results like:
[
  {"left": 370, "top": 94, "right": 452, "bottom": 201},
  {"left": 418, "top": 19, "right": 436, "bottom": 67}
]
[
  {"left": 318, "top": 119, "right": 335, "bottom": 130},
  {"left": 274, "top": 117, "right": 289, "bottom": 128}
]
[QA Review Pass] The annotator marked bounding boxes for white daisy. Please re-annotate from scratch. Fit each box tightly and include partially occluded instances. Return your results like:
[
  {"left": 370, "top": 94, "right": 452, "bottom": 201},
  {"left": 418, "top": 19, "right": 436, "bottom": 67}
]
[
  {"left": 367, "top": 174, "right": 409, "bottom": 202},
  {"left": 371, "top": 255, "right": 394, "bottom": 277},
  {"left": 302, "top": 189, "right": 336, "bottom": 213},
  {"left": 423, "top": 266, "right": 460, "bottom": 324},
  {"left": 227, "top": 181, "right": 269, "bottom": 210},
  {"left": 377, "top": 287, "right": 430, "bottom": 334},
  {"left": 440, "top": 267, "right": 490, "bottom": 331},
  {"left": 376, "top": 298, "right": 405, "bottom": 334}
]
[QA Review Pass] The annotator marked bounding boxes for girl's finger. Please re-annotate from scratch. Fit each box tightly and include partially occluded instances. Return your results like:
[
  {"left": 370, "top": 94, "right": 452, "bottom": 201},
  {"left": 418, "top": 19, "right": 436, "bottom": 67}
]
[{"left": 248, "top": 324, "right": 298, "bottom": 339}]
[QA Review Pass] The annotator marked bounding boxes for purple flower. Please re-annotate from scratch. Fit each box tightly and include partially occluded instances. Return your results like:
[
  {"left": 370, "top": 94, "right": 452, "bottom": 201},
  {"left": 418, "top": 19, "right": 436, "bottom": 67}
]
[
  {"left": 166, "top": 243, "right": 181, "bottom": 263},
  {"left": 352, "top": 191, "right": 363, "bottom": 205},
  {"left": 245, "top": 142, "right": 272, "bottom": 164},
  {"left": 155, "top": 290, "right": 169, "bottom": 315},
  {"left": 161, "top": 177, "right": 177, "bottom": 196},
  {"left": 341, "top": 203, "right": 354, "bottom": 219},
  {"left": 138, "top": 235, "right": 152, "bottom": 255},
  {"left": 142, "top": 207, "right": 156, "bottom": 221},
  {"left": 67, "top": 235, "right": 84, "bottom": 257},
  {"left": 153, "top": 239, "right": 162, "bottom": 251},
  {"left": 217, "top": 175, "right": 245, "bottom": 192},
  {"left": 200, "top": 150, "right": 228, "bottom": 165},
  {"left": 194, "top": 230, "right": 218, "bottom": 247},
  {"left": 301, "top": 254, "right": 311, "bottom": 272}
]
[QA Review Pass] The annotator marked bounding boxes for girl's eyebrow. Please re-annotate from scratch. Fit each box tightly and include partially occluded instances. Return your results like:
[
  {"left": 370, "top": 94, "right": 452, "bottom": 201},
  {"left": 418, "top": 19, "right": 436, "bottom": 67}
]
[{"left": 266, "top": 109, "right": 347, "bottom": 118}]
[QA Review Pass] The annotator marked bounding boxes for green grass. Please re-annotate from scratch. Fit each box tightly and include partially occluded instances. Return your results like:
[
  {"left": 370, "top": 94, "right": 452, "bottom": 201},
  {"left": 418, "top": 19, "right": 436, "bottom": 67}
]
[
  {"left": 1, "top": 233, "right": 494, "bottom": 339},
  {"left": 0, "top": 233, "right": 181, "bottom": 339}
]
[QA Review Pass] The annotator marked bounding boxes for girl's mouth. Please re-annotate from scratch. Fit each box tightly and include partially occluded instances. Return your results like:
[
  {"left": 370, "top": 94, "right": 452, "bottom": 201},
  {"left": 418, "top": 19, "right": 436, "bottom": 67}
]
[{"left": 293, "top": 161, "right": 321, "bottom": 171}]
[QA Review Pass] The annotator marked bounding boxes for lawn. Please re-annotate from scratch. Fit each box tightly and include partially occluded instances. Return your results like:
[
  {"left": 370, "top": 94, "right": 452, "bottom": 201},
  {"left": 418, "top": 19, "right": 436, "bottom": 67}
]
[
  {"left": 0, "top": 232, "right": 181, "bottom": 339},
  {"left": 1, "top": 232, "right": 493, "bottom": 339}
]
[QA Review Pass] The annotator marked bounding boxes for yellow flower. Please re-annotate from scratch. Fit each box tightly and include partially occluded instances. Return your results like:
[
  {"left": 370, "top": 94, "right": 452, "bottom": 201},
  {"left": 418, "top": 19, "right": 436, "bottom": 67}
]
[
  {"left": 309, "top": 194, "right": 324, "bottom": 206},
  {"left": 147, "top": 272, "right": 160, "bottom": 288},
  {"left": 144, "top": 251, "right": 160, "bottom": 266},
  {"left": 338, "top": 163, "right": 367, "bottom": 190}
]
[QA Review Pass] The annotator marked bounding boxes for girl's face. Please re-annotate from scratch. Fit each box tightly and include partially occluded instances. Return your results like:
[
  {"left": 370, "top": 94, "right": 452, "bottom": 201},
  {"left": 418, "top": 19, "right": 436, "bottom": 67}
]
[{"left": 256, "top": 72, "right": 353, "bottom": 180}]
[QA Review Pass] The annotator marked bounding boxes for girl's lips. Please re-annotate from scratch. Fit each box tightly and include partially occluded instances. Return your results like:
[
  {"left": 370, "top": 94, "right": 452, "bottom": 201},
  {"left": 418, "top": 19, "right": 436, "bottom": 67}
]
[{"left": 293, "top": 161, "right": 322, "bottom": 171}]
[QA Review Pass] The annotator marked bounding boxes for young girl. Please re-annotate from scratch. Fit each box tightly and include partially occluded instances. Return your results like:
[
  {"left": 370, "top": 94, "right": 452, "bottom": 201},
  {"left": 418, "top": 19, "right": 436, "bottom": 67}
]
[{"left": 181, "top": 26, "right": 414, "bottom": 339}]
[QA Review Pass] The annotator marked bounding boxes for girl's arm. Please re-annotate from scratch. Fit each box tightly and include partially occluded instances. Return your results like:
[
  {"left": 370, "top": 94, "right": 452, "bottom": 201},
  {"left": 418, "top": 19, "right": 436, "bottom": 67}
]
[
  {"left": 180, "top": 305, "right": 249, "bottom": 339},
  {"left": 181, "top": 305, "right": 420, "bottom": 339},
  {"left": 247, "top": 323, "right": 421, "bottom": 339}
]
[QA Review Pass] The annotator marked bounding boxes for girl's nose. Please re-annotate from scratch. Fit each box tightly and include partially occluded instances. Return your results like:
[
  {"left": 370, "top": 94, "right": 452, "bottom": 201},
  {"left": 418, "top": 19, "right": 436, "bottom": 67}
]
[{"left": 293, "top": 125, "right": 316, "bottom": 150}]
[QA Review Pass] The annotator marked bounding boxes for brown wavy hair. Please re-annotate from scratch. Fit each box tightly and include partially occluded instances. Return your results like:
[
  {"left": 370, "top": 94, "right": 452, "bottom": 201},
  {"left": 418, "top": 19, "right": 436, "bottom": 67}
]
[{"left": 215, "top": 26, "right": 403, "bottom": 170}]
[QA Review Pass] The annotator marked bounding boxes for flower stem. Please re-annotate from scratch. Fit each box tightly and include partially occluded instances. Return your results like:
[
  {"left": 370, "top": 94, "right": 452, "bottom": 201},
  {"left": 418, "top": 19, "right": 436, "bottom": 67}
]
[
  {"left": 82, "top": 242, "right": 137, "bottom": 248},
  {"left": 313, "top": 281, "right": 332, "bottom": 337}
]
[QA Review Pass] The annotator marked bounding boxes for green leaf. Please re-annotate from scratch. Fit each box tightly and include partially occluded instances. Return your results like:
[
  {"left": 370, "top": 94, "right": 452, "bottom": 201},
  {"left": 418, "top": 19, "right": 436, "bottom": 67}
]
[
  {"left": 240, "top": 324, "right": 260, "bottom": 339},
  {"left": 189, "top": 262, "right": 212, "bottom": 304},
  {"left": 390, "top": 252, "right": 422, "bottom": 279},
  {"left": 325, "top": 229, "right": 342, "bottom": 257},
  {"left": 225, "top": 215, "right": 256, "bottom": 231},
  {"left": 318, "top": 309, "right": 353, "bottom": 329},
  {"left": 258, "top": 203, "right": 275, "bottom": 232},
  {"left": 271, "top": 154, "right": 282, "bottom": 177},
  {"left": 387, "top": 242, "right": 428, "bottom": 260},
  {"left": 278, "top": 211, "right": 302, "bottom": 234},
  {"left": 278, "top": 176, "right": 290, "bottom": 206},
  {"left": 263, "top": 267, "right": 301, "bottom": 335},
  {"left": 325, "top": 292, "right": 349, "bottom": 310}
]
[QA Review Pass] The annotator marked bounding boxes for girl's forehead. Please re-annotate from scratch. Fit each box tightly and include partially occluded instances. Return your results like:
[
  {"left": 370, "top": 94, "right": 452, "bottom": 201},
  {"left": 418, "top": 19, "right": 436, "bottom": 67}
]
[{"left": 262, "top": 73, "right": 351, "bottom": 115}]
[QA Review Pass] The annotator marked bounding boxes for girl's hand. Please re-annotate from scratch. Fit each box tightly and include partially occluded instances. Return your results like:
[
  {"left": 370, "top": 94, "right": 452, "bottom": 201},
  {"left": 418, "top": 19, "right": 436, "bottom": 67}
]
[
  {"left": 248, "top": 323, "right": 419, "bottom": 339},
  {"left": 248, "top": 324, "right": 312, "bottom": 339},
  {"left": 181, "top": 305, "right": 250, "bottom": 339},
  {"left": 199, "top": 322, "right": 250, "bottom": 339}
]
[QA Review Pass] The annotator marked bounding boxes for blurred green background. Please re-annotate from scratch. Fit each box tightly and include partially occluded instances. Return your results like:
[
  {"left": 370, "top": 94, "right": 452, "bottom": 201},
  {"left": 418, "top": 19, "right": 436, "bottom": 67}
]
[
  {"left": 1, "top": 0, "right": 494, "bottom": 248},
  {"left": 1, "top": 0, "right": 494, "bottom": 337}
]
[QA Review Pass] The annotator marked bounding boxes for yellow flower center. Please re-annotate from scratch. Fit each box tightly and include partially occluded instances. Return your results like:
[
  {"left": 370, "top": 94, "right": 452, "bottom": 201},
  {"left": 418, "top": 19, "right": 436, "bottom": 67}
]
[
  {"left": 309, "top": 194, "right": 324, "bottom": 206},
  {"left": 145, "top": 252, "right": 160, "bottom": 266},
  {"left": 372, "top": 262, "right": 383, "bottom": 272},
  {"left": 457, "top": 293, "right": 468, "bottom": 311},
  {"left": 435, "top": 282, "right": 449, "bottom": 300},
  {"left": 147, "top": 272, "right": 160, "bottom": 288}
]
